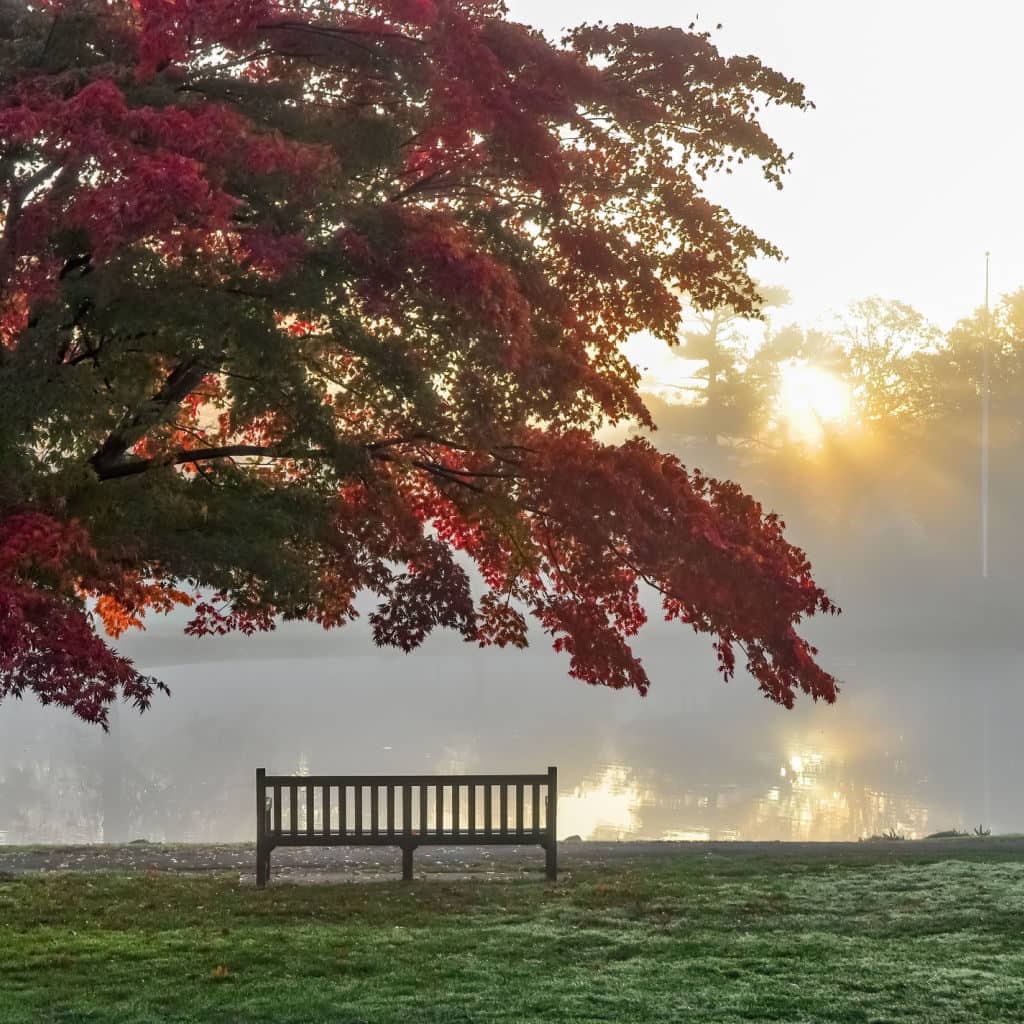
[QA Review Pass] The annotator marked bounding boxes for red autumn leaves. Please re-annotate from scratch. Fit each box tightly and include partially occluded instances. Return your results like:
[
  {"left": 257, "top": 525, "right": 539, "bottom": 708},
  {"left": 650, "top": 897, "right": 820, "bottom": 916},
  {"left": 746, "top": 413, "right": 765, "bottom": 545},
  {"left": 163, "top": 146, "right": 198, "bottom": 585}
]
[{"left": 0, "top": 2, "right": 836, "bottom": 726}]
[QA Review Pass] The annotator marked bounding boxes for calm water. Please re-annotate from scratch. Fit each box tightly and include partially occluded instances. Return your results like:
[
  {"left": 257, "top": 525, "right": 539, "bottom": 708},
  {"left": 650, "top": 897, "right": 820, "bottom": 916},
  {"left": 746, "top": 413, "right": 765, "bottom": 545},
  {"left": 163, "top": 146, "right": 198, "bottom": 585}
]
[{"left": 1, "top": 614, "right": 1019, "bottom": 845}]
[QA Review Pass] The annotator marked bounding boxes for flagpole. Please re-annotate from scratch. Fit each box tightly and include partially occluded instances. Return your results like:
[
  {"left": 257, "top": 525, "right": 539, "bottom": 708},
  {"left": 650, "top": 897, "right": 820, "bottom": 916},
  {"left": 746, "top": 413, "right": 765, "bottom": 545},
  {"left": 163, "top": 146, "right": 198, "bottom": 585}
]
[{"left": 981, "top": 251, "right": 990, "bottom": 579}]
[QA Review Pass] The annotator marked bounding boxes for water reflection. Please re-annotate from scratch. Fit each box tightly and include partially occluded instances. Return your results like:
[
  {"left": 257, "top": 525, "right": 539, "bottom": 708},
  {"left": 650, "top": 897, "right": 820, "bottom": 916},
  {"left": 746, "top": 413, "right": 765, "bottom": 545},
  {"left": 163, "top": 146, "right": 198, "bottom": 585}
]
[
  {"left": 554, "top": 744, "right": 930, "bottom": 842},
  {"left": 745, "top": 745, "right": 931, "bottom": 841},
  {"left": 558, "top": 765, "right": 646, "bottom": 840},
  {"left": 0, "top": 635, "right": 1019, "bottom": 845}
]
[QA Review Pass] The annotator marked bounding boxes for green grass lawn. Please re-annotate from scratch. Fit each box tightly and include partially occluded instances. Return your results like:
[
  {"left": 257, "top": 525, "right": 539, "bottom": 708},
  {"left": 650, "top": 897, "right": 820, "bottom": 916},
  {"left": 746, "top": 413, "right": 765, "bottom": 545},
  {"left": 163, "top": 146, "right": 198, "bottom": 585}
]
[{"left": 3, "top": 849, "right": 1024, "bottom": 1023}]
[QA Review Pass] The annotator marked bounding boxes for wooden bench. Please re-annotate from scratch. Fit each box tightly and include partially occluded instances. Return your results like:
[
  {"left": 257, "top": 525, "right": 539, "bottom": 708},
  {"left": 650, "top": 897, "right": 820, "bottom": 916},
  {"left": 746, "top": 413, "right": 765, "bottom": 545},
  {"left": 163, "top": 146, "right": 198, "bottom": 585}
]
[{"left": 256, "top": 767, "right": 558, "bottom": 886}]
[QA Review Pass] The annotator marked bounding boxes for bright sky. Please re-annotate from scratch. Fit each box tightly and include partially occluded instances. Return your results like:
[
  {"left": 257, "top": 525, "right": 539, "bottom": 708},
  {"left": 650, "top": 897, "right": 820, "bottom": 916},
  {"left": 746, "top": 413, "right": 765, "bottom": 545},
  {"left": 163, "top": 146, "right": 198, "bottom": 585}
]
[{"left": 507, "top": 0, "right": 1024, "bottom": 331}]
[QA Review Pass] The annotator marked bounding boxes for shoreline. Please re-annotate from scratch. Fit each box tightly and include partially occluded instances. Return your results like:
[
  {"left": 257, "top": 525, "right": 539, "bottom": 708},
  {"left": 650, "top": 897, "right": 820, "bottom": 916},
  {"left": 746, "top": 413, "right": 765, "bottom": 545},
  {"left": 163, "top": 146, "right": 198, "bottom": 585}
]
[{"left": 3, "top": 836, "right": 1023, "bottom": 882}]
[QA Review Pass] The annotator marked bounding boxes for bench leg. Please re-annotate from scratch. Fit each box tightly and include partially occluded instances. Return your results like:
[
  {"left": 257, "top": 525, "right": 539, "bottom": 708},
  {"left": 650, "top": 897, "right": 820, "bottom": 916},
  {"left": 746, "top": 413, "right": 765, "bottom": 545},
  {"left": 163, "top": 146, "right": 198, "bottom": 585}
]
[
  {"left": 402, "top": 845, "right": 414, "bottom": 882},
  {"left": 256, "top": 842, "right": 267, "bottom": 888},
  {"left": 257, "top": 846, "right": 271, "bottom": 888},
  {"left": 545, "top": 841, "right": 557, "bottom": 882}
]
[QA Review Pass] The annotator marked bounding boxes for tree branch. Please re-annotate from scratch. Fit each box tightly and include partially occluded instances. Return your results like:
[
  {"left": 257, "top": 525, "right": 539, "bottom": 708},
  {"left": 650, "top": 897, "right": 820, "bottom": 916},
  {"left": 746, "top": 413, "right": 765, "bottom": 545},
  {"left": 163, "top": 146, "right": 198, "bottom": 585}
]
[
  {"left": 94, "top": 444, "right": 320, "bottom": 480},
  {"left": 89, "top": 354, "right": 220, "bottom": 477},
  {"left": 0, "top": 161, "right": 61, "bottom": 286},
  {"left": 95, "top": 437, "right": 525, "bottom": 495}
]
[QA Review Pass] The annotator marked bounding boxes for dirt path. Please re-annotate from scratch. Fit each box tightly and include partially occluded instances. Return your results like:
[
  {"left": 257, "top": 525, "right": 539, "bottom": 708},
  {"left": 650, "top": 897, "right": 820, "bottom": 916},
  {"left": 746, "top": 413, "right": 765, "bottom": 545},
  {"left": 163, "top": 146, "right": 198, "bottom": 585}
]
[{"left": 2, "top": 837, "right": 1023, "bottom": 883}]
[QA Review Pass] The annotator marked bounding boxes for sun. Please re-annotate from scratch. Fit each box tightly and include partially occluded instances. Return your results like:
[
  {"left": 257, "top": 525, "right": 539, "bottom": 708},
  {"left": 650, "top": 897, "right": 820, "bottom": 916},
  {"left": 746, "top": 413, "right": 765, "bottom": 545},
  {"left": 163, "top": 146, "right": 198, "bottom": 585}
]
[{"left": 776, "top": 360, "right": 853, "bottom": 445}]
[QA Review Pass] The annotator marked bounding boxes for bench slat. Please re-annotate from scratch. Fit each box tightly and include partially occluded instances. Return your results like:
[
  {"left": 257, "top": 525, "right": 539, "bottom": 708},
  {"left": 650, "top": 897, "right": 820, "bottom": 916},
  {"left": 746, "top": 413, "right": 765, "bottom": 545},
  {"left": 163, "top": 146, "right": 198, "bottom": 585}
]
[
  {"left": 419, "top": 784, "right": 427, "bottom": 836},
  {"left": 468, "top": 784, "right": 476, "bottom": 834},
  {"left": 371, "top": 785, "right": 380, "bottom": 837},
  {"left": 452, "top": 783, "right": 460, "bottom": 836},
  {"left": 339, "top": 785, "right": 346, "bottom": 836},
  {"left": 403, "top": 785, "right": 412, "bottom": 836},
  {"left": 435, "top": 784, "right": 443, "bottom": 837},
  {"left": 387, "top": 786, "right": 395, "bottom": 836},
  {"left": 263, "top": 773, "right": 549, "bottom": 787},
  {"left": 484, "top": 784, "right": 492, "bottom": 836},
  {"left": 355, "top": 785, "right": 363, "bottom": 837},
  {"left": 289, "top": 783, "right": 298, "bottom": 835},
  {"left": 516, "top": 783, "right": 524, "bottom": 836},
  {"left": 532, "top": 783, "right": 540, "bottom": 834},
  {"left": 273, "top": 785, "right": 282, "bottom": 835},
  {"left": 306, "top": 785, "right": 315, "bottom": 837},
  {"left": 500, "top": 784, "right": 508, "bottom": 836},
  {"left": 271, "top": 833, "right": 548, "bottom": 848}
]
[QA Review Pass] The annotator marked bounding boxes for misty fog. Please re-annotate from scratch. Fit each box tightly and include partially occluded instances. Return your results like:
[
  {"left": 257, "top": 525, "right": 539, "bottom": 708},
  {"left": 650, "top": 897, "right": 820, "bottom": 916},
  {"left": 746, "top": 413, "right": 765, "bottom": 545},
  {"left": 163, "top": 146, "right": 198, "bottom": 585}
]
[{"left": 4, "top": 305, "right": 1020, "bottom": 846}]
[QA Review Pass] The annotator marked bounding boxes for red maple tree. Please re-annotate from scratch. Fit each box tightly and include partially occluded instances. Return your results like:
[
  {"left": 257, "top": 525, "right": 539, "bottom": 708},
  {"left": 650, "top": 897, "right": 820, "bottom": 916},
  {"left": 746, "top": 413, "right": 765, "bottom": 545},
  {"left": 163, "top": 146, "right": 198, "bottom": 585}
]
[{"left": 0, "top": 0, "right": 838, "bottom": 727}]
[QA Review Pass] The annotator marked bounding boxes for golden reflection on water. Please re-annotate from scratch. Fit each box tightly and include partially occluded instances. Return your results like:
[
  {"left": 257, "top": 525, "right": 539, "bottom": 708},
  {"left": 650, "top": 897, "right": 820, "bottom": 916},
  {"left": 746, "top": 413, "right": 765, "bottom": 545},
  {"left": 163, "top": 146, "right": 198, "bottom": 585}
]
[
  {"left": 749, "top": 745, "right": 930, "bottom": 840},
  {"left": 557, "top": 765, "right": 647, "bottom": 840},
  {"left": 561, "top": 743, "right": 932, "bottom": 842}
]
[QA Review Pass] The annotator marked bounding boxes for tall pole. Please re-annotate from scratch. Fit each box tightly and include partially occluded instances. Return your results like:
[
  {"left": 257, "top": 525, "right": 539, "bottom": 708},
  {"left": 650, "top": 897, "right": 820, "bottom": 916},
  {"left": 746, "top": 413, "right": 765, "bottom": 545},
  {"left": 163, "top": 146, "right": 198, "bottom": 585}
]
[{"left": 981, "top": 252, "right": 991, "bottom": 579}]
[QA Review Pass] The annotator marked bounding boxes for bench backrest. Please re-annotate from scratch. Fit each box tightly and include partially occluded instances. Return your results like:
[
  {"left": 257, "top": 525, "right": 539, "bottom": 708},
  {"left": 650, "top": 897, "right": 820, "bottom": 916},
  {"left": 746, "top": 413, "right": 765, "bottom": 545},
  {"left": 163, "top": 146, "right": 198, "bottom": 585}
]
[{"left": 257, "top": 768, "right": 557, "bottom": 842}]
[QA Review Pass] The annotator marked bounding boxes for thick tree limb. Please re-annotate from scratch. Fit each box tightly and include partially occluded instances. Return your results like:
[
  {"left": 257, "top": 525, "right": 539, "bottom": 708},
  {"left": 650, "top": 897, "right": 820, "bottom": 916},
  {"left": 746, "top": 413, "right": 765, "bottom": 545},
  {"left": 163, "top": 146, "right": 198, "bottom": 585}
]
[
  {"left": 88, "top": 355, "right": 218, "bottom": 476},
  {"left": 94, "top": 439, "right": 522, "bottom": 491},
  {"left": 93, "top": 444, "right": 316, "bottom": 480}
]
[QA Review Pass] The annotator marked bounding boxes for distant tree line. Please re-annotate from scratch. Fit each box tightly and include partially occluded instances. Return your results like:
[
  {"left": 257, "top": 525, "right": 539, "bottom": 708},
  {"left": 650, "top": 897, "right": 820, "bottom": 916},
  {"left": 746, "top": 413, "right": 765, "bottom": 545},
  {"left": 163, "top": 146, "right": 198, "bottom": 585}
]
[{"left": 642, "top": 289, "right": 1024, "bottom": 648}]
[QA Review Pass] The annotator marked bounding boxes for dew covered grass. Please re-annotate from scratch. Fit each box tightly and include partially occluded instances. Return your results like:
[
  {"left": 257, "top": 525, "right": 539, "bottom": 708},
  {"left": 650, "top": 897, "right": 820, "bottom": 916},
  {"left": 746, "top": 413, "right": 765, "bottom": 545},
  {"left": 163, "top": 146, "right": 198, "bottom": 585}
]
[{"left": 2, "top": 849, "right": 1024, "bottom": 1022}]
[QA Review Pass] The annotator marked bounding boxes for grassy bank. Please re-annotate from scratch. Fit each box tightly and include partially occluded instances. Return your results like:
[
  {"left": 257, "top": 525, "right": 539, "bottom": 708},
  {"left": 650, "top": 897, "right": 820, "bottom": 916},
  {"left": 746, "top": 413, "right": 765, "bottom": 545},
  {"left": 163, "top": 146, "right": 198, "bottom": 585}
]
[{"left": 3, "top": 848, "right": 1024, "bottom": 1022}]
